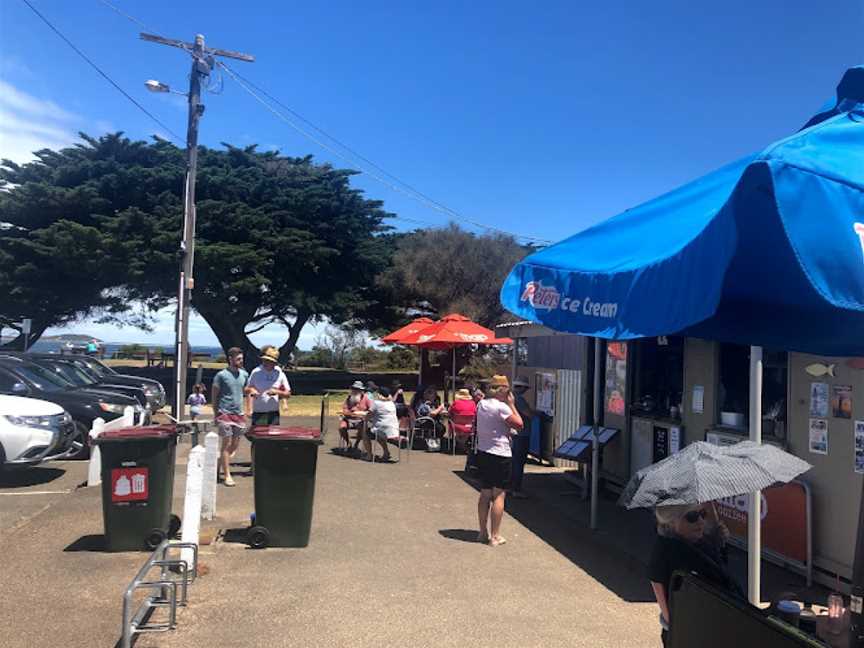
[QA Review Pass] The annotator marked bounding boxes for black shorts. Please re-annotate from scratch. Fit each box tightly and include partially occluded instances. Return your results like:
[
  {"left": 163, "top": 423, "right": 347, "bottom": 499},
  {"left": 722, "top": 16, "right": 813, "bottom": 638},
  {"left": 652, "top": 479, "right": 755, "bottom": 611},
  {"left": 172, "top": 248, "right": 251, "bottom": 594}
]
[
  {"left": 476, "top": 451, "right": 512, "bottom": 490},
  {"left": 251, "top": 411, "right": 279, "bottom": 426}
]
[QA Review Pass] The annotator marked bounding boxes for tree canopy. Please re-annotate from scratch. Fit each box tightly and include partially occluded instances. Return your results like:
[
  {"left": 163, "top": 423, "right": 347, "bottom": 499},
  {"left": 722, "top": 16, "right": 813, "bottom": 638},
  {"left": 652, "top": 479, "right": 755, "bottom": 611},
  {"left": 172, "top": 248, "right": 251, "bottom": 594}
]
[
  {"left": 376, "top": 223, "right": 531, "bottom": 328},
  {"left": 0, "top": 133, "right": 398, "bottom": 361}
]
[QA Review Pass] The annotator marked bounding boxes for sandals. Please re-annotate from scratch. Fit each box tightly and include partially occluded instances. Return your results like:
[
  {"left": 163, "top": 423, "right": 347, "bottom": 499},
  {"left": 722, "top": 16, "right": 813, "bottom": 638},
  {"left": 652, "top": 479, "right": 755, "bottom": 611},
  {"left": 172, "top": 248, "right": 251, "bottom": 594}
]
[
  {"left": 477, "top": 531, "right": 489, "bottom": 544},
  {"left": 489, "top": 536, "right": 507, "bottom": 547}
]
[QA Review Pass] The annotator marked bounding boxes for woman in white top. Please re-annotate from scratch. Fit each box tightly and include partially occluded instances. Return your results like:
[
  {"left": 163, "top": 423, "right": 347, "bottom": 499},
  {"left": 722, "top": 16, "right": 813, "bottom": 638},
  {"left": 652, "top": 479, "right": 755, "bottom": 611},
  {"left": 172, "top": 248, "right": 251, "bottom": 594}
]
[{"left": 474, "top": 375, "right": 523, "bottom": 546}]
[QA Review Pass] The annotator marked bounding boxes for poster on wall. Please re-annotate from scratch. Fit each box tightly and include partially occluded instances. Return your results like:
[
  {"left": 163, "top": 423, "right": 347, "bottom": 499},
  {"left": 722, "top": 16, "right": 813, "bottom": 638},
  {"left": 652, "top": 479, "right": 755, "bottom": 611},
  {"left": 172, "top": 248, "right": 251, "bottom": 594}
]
[
  {"left": 692, "top": 386, "right": 705, "bottom": 414},
  {"left": 605, "top": 342, "right": 627, "bottom": 416},
  {"left": 534, "top": 372, "right": 556, "bottom": 416},
  {"left": 832, "top": 385, "right": 853, "bottom": 419},
  {"left": 809, "top": 382, "right": 829, "bottom": 418},
  {"left": 808, "top": 418, "right": 828, "bottom": 455},
  {"left": 855, "top": 421, "right": 864, "bottom": 475}
]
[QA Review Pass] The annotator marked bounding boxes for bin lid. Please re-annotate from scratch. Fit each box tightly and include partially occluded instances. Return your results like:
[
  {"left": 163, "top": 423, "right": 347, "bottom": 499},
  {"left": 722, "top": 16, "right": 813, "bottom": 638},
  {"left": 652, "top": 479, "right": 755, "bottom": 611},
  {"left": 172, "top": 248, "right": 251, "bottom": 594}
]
[
  {"left": 247, "top": 426, "right": 321, "bottom": 441},
  {"left": 95, "top": 424, "right": 177, "bottom": 442}
]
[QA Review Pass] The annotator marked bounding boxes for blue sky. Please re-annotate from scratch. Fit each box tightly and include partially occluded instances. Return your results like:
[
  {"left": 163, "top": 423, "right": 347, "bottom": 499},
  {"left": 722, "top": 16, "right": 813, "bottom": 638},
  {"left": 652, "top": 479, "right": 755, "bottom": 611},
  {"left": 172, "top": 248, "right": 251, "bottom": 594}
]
[{"left": 1, "top": 0, "right": 861, "bottom": 348}]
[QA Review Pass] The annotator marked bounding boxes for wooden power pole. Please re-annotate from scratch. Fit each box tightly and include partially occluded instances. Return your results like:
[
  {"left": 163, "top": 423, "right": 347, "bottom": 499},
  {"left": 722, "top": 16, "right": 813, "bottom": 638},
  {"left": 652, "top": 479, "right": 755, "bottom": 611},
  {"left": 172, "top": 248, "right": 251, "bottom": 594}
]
[{"left": 141, "top": 33, "right": 253, "bottom": 419}]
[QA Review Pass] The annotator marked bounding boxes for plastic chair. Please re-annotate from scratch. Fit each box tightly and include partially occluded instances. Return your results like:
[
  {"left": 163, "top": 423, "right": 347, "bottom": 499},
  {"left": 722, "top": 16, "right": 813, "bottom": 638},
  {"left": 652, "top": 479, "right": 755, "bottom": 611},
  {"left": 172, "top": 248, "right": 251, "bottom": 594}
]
[{"left": 447, "top": 413, "right": 476, "bottom": 456}]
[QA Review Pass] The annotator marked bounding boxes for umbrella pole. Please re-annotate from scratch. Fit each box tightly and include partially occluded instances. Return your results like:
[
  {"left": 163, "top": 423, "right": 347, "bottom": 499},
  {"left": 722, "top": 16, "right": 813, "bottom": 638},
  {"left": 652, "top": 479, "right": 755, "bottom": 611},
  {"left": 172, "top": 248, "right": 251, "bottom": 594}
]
[
  {"left": 590, "top": 339, "right": 602, "bottom": 530},
  {"left": 748, "top": 346, "right": 763, "bottom": 605},
  {"left": 451, "top": 347, "right": 456, "bottom": 403}
]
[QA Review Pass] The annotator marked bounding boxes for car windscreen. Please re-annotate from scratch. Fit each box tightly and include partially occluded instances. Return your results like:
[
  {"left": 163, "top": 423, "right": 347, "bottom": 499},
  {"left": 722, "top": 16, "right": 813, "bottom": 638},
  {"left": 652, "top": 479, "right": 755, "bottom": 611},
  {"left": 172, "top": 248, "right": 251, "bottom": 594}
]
[
  {"left": 50, "top": 362, "right": 98, "bottom": 386},
  {"left": 79, "top": 357, "right": 114, "bottom": 376},
  {"left": 6, "top": 362, "right": 72, "bottom": 392}
]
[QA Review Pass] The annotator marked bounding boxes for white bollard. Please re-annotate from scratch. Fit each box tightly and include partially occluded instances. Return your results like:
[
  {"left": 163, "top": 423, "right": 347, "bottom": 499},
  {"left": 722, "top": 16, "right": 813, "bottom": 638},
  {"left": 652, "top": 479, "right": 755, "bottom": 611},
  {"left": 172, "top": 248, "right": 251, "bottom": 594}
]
[
  {"left": 201, "top": 431, "right": 219, "bottom": 520},
  {"left": 181, "top": 445, "right": 205, "bottom": 567},
  {"left": 87, "top": 418, "right": 106, "bottom": 487},
  {"left": 122, "top": 406, "right": 135, "bottom": 428}
]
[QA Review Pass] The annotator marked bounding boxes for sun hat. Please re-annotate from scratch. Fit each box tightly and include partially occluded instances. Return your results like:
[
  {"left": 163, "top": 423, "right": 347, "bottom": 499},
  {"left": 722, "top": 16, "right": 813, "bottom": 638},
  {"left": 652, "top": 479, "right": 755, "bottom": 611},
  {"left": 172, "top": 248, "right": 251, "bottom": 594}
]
[
  {"left": 513, "top": 376, "right": 530, "bottom": 389},
  {"left": 350, "top": 380, "right": 366, "bottom": 390},
  {"left": 455, "top": 388, "right": 472, "bottom": 400},
  {"left": 260, "top": 346, "right": 280, "bottom": 363},
  {"left": 489, "top": 375, "right": 510, "bottom": 389}
]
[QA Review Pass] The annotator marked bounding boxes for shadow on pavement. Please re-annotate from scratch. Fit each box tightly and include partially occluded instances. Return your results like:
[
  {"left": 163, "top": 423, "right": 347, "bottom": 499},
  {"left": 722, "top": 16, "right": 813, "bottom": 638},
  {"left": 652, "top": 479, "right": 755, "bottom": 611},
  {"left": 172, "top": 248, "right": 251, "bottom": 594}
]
[
  {"left": 64, "top": 534, "right": 107, "bottom": 552},
  {"left": 0, "top": 466, "right": 66, "bottom": 488},
  {"left": 455, "top": 468, "right": 655, "bottom": 603},
  {"left": 439, "top": 528, "right": 483, "bottom": 543},
  {"left": 222, "top": 528, "right": 251, "bottom": 545}
]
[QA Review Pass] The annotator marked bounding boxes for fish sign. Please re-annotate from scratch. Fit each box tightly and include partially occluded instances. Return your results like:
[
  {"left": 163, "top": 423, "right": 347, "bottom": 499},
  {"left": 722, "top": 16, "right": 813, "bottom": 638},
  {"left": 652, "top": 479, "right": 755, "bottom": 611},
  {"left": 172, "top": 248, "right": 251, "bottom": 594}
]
[{"left": 805, "top": 363, "right": 836, "bottom": 378}]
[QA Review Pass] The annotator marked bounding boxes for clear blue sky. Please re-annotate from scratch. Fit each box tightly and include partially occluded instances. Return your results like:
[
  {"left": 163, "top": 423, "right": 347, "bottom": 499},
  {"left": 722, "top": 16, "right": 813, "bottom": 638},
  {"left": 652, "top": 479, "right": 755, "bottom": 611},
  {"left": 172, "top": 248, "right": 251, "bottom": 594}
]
[{"left": 1, "top": 0, "right": 861, "bottom": 347}]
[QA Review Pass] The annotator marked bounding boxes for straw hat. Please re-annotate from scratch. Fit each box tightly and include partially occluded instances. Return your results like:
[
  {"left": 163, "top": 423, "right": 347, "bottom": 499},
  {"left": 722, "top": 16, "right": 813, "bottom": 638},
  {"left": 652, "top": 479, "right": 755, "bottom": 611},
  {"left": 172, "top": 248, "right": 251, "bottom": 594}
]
[
  {"left": 260, "top": 346, "right": 280, "bottom": 363},
  {"left": 454, "top": 388, "right": 472, "bottom": 400},
  {"left": 488, "top": 375, "right": 510, "bottom": 389}
]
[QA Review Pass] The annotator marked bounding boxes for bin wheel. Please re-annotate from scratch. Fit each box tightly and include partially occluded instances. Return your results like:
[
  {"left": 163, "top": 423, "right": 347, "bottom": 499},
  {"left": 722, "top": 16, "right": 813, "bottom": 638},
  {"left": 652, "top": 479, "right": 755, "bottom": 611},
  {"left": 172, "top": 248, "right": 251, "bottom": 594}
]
[
  {"left": 247, "top": 526, "right": 270, "bottom": 549},
  {"left": 168, "top": 514, "right": 182, "bottom": 538},
  {"left": 145, "top": 528, "right": 167, "bottom": 550}
]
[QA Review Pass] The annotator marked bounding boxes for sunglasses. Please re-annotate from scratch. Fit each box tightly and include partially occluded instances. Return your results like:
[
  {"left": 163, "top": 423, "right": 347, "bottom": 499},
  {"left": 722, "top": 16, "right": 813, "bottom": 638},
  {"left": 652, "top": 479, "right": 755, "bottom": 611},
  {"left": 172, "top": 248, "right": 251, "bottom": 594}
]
[{"left": 684, "top": 509, "right": 708, "bottom": 524}]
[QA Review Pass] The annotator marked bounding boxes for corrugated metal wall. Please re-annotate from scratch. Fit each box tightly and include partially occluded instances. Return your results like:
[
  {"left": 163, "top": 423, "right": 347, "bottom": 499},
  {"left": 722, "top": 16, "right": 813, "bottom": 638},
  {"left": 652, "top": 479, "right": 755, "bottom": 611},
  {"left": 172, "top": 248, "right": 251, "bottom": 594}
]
[
  {"left": 553, "top": 368, "right": 582, "bottom": 468},
  {"left": 526, "top": 336, "right": 585, "bottom": 370}
]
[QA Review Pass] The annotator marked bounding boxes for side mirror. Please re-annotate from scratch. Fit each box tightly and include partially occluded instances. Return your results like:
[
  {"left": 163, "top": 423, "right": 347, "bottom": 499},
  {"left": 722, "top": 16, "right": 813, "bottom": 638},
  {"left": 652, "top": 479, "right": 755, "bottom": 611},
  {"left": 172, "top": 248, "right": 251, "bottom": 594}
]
[{"left": 12, "top": 382, "right": 29, "bottom": 395}]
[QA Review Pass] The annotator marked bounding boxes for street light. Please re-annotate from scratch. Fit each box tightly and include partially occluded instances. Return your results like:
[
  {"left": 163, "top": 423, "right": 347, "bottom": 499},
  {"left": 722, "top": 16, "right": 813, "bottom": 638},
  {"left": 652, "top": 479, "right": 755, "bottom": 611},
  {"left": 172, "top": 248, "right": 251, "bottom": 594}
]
[{"left": 144, "top": 80, "right": 187, "bottom": 96}]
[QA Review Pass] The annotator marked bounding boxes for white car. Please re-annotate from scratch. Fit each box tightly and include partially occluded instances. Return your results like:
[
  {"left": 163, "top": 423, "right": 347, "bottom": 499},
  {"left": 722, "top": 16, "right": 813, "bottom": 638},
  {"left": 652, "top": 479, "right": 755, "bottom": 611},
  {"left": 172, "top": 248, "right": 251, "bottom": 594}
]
[{"left": 0, "top": 394, "right": 75, "bottom": 469}]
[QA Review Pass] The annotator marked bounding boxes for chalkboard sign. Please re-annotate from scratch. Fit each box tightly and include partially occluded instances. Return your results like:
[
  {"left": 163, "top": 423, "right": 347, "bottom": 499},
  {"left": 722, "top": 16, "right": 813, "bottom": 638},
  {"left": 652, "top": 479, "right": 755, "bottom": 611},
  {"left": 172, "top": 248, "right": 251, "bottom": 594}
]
[{"left": 653, "top": 426, "right": 669, "bottom": 463}]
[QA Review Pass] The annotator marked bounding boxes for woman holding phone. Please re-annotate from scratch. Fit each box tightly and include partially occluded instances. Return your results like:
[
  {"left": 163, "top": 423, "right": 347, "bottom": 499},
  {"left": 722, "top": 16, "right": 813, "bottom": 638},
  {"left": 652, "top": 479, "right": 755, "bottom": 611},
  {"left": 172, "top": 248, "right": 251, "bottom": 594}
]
[{"left": 474, "top": 375, "right": 523, "bottom": 546}]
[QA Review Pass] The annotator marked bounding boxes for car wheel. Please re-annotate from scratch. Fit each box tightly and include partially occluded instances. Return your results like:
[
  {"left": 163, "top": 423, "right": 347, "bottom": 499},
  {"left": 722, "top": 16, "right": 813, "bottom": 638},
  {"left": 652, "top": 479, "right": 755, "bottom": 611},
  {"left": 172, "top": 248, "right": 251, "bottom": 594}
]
[{"left": 69, "top": 421, "right": 91, "bottom": 460}]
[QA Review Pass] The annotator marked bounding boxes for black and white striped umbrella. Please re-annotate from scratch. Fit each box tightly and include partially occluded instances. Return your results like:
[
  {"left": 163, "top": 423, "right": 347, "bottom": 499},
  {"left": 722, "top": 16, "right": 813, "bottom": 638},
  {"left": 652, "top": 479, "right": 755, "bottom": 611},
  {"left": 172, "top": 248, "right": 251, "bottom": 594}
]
[{"left": 618, "top": 441, "right": 812, "bottom": 509}]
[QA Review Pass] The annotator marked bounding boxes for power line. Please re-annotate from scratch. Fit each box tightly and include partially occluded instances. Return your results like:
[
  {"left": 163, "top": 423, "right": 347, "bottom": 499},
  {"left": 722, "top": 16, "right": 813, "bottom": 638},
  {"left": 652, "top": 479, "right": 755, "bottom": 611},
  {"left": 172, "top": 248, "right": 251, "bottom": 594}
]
[
  {"left": 94, "top": 0, "right": 552, "bottom": 245},
  {"left": 218, "top": 62, "right": 551, "bottom": 245},
  {"left": 20, "top": 0, "right": 184, "bottom": 143}
]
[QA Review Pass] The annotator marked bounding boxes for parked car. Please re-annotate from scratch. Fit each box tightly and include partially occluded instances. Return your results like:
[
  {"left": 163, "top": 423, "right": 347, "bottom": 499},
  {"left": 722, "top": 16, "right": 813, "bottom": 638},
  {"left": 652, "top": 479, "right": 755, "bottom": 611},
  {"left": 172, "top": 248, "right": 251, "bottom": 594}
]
[
  {"left": 0, "top": 357, "right": 143, "bottom": 459},
  {"left": 0, "top": 394, "right": 77, "bottom": 468},
  {"left": 16, "top": 355, "right": 149, "bottom": 410},
  {"left": 26, "top": 354, "right": 167, "bottom": 412}
]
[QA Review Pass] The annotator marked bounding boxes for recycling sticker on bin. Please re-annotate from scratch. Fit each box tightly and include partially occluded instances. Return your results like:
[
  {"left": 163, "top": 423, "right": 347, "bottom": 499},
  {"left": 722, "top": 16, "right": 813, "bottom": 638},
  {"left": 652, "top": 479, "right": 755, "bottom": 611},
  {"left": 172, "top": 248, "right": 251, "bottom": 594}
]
[{"left": 111, "top": 467, "right": 149, "bottom": 504}]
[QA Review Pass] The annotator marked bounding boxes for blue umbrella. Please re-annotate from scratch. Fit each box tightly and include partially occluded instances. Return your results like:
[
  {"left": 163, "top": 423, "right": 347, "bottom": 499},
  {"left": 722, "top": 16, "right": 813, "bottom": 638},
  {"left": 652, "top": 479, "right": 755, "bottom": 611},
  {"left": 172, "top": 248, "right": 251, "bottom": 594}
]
[
  {"left": 500, "top": 66, "right": 864, "bottom": 611},
  {"left": 501, "top": 66, "right": 864, "bottom": 356}
]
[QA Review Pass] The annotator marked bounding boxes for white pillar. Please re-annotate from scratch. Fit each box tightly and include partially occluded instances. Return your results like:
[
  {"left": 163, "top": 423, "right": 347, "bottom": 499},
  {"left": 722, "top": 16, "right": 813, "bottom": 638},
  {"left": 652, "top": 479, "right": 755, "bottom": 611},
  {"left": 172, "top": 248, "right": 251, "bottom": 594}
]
[
  {"left": 201, "top": 431, "right": 219, "bottom": 520},
  {"left": 748, "top": 346, "right": 763, "bottom": 605},
  {"left": 86, "top": 418, "right": 105, "bottom": 487},
  {"left": 181, "top": 445, "right": 205, "bottom": 567},
  {"left": 122, "top": 406, "right": 135, "bottom": 428}
]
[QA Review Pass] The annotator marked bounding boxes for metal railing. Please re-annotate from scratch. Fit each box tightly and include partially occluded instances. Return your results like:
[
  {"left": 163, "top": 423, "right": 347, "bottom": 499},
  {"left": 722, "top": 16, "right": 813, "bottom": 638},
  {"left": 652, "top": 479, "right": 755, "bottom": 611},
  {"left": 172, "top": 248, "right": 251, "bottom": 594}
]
[{"left": 120, "top": 540, "right": 199, "bottom": 648}]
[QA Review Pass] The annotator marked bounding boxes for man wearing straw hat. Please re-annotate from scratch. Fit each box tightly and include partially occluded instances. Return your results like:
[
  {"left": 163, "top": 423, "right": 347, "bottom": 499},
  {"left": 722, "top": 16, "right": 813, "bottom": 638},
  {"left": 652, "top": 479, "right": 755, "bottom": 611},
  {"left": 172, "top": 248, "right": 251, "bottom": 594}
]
[{"left": 246, "top": 345, "right": 292, "bottom": 427}]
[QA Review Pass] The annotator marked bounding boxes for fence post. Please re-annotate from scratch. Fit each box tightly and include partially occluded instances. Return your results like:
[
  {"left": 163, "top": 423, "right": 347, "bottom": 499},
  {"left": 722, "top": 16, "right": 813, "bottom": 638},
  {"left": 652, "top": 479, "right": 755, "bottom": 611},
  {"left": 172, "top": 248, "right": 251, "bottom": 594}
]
[
  {"left": 201, "top": 431, "right": 219, "bottom": 520},
  {"left": 87, "top": 418, "right": 106, "bottom": 487},
  {"left": 181, "top": 445, "right": 205, "bottom": 567}
]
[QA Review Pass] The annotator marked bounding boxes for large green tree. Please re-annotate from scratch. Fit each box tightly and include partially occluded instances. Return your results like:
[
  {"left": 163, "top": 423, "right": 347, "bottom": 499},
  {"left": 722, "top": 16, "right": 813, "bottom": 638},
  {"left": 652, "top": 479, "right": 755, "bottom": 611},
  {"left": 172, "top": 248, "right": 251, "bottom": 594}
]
[
  {"left": 0, "top": 133, "right": 398, "bottom": 361},
  {"left": 376, "top": 223, "right": 532, "bottom": 328}
]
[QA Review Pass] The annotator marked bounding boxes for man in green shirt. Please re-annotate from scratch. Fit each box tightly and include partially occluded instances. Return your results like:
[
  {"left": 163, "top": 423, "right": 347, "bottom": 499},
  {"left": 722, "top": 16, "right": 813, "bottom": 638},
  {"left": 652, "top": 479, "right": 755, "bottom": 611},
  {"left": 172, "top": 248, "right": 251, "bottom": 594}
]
[{"left": 211, "top": 347, "right": 249, "bottom": 486}]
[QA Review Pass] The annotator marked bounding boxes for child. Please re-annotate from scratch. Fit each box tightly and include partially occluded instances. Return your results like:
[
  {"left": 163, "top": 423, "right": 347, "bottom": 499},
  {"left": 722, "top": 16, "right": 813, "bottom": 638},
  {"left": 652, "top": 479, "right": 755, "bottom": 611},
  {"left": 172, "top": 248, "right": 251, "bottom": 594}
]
[{"left": 187, "top": 383, "right": 207, "bottom": 419}]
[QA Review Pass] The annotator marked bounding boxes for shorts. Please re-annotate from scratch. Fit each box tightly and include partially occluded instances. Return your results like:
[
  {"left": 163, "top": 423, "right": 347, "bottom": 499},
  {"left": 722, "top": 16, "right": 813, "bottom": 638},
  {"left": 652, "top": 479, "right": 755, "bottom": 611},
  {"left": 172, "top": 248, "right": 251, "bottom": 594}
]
[
  {"left": 216, "top": 413, "right": 247, "bottom": 437},
  {"left": 341, "top": 417, "right": 365, "bottom": 430},
  {"left": 251, "top": 410, "right": 279, "bottom": 426},
  {"left": 370, "top": 427, "right": 399, "bottom": 442},
  {"left": 476, "top": 451, "right": 512, "bottom": 490}
]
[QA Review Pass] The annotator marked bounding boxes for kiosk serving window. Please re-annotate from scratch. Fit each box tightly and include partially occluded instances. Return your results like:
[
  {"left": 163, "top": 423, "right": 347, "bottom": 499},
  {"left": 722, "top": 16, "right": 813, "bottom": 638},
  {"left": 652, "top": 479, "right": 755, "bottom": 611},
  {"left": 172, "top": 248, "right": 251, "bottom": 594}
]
[
  {"left": 632, "top": 336, "right": 684, "bottom": 418},
  {"left": 718, "top": 344, "right": 787, "bottom": 436}
]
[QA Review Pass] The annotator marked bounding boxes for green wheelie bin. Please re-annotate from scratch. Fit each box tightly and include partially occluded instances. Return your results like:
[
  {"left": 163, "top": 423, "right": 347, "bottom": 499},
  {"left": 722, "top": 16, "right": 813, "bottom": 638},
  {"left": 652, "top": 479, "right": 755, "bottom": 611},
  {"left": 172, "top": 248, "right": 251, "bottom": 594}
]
[
  {"left": 246, "top": 426, "right": 322, "bottom": 549},
  {"left": 95, "top": 425, "right": 181, "bottom": 551}
]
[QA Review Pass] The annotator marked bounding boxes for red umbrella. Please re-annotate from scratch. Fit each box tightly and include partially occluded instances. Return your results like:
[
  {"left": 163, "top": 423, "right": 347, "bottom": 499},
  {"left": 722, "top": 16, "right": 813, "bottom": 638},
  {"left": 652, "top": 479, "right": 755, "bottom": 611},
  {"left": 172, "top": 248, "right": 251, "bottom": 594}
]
[
  {"left": 398, "top": 314, "right": 513, "bottom": 396},
  {"left": 381, "top": 317, "right": 435, "bottom": 344}
]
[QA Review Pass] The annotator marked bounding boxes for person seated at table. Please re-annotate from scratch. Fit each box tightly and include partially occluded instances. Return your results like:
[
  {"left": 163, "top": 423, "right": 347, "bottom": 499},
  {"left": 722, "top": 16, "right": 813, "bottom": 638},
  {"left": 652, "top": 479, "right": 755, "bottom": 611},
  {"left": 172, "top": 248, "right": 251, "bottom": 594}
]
[
  {"left": 448, "top": 388, "right": 477, "bottom": 452},
  {"left": 363, "top": 386, "right": 400, "bottom": 462},
  {"left": 648, "top": 502, "right": 738, "bottom": 647},
  {"left": 339, "top": 380, "right": 371, "bottom": 451}
]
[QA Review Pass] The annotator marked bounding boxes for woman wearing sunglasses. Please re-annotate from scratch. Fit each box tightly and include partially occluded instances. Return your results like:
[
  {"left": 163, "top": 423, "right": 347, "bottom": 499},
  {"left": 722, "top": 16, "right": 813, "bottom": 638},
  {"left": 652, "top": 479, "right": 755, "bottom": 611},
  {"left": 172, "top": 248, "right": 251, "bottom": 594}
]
[{"left": 648, "top": 502, "right": 740, "bottom": 646}]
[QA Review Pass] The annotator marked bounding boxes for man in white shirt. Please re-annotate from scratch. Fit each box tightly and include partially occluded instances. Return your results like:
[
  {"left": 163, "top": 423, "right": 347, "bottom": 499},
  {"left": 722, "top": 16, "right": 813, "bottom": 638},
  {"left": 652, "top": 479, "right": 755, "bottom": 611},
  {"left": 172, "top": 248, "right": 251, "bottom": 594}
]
[{"left": 245, "top": 346, "right": 291, "bottom": 427}]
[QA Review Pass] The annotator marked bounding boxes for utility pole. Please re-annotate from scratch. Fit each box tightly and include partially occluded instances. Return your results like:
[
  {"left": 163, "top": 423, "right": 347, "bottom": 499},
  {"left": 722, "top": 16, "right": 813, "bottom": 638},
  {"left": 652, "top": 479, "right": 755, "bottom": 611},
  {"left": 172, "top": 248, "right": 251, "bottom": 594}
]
[{"left": 141, "top": 32, "right": 254, "bottom": 419}]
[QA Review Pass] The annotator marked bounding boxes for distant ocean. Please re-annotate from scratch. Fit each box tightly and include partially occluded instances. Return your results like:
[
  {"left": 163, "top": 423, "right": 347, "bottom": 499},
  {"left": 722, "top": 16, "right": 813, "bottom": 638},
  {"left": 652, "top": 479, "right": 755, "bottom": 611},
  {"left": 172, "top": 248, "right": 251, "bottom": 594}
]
[{"left": 25, "top": 340, "right": 225, "bottom": 358}]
